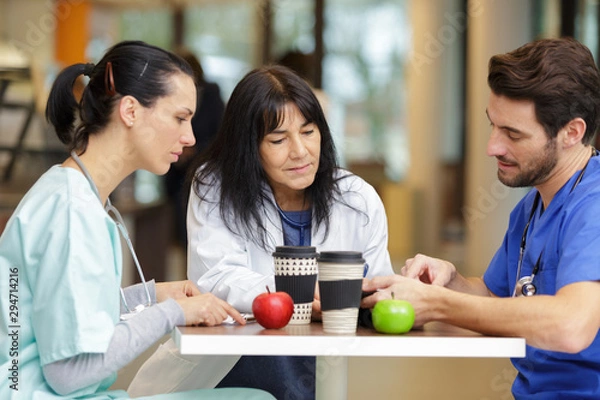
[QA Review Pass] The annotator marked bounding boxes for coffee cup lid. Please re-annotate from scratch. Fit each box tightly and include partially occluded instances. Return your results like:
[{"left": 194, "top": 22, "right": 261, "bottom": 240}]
[
  {"left": 317, "top": 251, "right": 365, "bottom": 264},
  {"left": 272, "top": 246, "right": 318, "bottom": 258}
]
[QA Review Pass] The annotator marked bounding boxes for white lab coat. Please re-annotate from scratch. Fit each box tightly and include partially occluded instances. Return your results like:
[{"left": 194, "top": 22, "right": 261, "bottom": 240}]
[{"left": 187, "top": 169, "right": 394, "bottom": 312}]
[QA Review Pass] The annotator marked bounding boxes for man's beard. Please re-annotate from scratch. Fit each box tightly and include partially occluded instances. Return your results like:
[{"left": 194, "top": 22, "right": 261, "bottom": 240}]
[{"left": 497, "top": 138, "right": 558, "bottom": 188}]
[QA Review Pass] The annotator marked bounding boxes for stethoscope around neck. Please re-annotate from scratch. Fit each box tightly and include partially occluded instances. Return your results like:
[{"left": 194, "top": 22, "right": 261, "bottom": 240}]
[
  {"left": 512, "top": 148, "right": 598, "bottom": 297},
  {"left": 276, "top": 204, "right": 311, "bottom": 246},
  {"left": 71, "top": 151, "right": 152, "bottom": 319}
]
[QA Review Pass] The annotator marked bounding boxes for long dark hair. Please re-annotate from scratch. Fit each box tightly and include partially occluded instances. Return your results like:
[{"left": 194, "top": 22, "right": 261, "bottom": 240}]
[
  {"left": 488, "top": 37, "right": 600, "bottom": 144},
  {"left": 45, "top": 40, "right": 194, "bottom": 152},
  {"left": 190, "top": 65, "right": 340, "bottom": 249}
]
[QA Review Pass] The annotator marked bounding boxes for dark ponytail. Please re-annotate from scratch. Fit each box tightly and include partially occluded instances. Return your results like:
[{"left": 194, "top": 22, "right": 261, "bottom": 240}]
[
  {"left": 45, "top": 63, "right": 90, "bottom": 147},
  {"left": 45, "top": 40, "right": 194, "bottom": 152}
]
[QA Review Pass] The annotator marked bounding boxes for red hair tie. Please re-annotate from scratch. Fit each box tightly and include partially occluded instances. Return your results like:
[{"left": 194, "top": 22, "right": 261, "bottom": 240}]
[{"left": 104, "top": 61, "right": 117, "bottom": 96}]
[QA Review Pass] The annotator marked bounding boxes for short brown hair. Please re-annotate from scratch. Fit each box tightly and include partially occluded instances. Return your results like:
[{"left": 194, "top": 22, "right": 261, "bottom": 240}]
[{"left": 488, "top": 37, "right": 600, "bottom": 144}]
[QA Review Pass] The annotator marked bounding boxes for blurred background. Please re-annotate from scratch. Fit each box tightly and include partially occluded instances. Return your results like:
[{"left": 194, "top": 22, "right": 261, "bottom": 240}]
[{"left": 1, "top": 1, "right": 598, "bottom": 398}]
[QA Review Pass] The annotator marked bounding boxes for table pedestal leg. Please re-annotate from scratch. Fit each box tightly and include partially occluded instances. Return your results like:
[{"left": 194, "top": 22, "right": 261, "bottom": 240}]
[{"left": 316, "top": 355, "right": 348, "bottom": 400}]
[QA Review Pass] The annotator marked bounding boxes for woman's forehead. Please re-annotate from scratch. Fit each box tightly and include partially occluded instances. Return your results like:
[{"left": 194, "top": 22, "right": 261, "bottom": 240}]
[{"left": 276, "top": 102, "right": 307, "bottom": 124}]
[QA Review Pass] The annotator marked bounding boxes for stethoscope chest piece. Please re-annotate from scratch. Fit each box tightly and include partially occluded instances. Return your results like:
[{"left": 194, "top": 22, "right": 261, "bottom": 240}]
[
  {"left": 120, "top": 304, "right": 147, "bottom": 320},
  {"left": 515, "top": 275, "right": 537, "bottom": 297}
]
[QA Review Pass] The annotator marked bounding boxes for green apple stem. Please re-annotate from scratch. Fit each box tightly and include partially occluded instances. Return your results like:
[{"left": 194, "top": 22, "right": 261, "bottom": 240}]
[{"left": 391, "top": 291, "right": 395, "bottom": 300}]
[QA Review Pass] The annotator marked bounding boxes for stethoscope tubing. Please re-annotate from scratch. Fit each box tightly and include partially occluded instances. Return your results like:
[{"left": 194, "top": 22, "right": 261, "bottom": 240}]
[
  {"left": 71, "top": 151, "right": 152, "bottom": 316},
  {"left": 512, "top": 148, "right": 597, "bottom": 297}
]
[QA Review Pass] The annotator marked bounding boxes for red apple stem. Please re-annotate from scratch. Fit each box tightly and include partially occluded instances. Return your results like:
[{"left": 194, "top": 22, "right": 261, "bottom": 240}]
[{"left": 266, "top": 285, "right": 271, "bottom": 294}]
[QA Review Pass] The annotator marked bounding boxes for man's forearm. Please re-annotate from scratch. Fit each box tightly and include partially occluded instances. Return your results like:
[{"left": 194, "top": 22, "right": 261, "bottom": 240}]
[
  {"left": 446, "top": 274, "right": 491, "bottom": 296},
  {"left": 426, "top": 282, "right": 599, "bottom": 353}
]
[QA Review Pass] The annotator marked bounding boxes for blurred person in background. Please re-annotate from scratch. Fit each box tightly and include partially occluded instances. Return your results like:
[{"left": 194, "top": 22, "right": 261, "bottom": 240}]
[{"left": 165, "top": 48, "right": 225, "bottom": 249}]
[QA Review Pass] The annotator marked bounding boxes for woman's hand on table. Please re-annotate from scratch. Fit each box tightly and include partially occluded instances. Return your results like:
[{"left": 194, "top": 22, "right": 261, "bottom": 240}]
[
  {"left": 176, "top": 293, "right": 246, "bottom": 326},
  {"left": 156, "top": 280, "right": 201, "bottom": 302}
]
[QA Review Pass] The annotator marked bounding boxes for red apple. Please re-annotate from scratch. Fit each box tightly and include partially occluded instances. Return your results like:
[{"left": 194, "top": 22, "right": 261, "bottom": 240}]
[{"left": 252, "top": 286, "right": 294, "bottom": 329}]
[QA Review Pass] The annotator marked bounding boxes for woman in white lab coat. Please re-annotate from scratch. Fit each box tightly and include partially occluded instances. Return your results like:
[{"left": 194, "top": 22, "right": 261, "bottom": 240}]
[
  {"left": 189, "top": 65, "right": 393, "bottom": 399},
  {"left": 129, "top": 65, "right": 393, "bottom": 400}
]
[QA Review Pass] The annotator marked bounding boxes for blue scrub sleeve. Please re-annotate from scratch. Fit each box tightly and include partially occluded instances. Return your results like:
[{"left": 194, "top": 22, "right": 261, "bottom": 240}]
[
  {"left": 483, "top": 234, "right": 513, "bottom": 297},
  {"left": 555, "top": 194, "right": 600, "bottom": 287}
]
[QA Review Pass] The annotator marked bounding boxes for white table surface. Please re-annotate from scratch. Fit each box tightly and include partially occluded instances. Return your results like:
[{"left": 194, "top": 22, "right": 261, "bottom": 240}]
[{"left": 173, "top": 322, "right": 526, "bottom": 399}]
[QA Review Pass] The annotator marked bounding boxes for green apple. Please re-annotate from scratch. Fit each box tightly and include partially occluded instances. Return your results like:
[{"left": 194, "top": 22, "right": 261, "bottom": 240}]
[{"left": 372, "top": 293, "right": 415, "bottom": 334}]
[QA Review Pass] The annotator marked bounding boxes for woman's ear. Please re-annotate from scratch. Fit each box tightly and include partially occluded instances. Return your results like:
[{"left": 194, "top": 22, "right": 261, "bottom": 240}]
[
  {"left": 119, "top": 95, "right": 139, "bottom": 127},
  {"left": 561, "top": 117, "right": 587, "bottom": 148}
]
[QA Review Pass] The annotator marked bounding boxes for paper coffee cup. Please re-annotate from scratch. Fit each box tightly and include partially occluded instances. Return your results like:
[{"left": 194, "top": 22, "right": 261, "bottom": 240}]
[
  {"left": 273, "top": 246, "right": 318, "bottom": 325},
  {"left": 317, "top": 251, "right": 365, "bottom": 334}
]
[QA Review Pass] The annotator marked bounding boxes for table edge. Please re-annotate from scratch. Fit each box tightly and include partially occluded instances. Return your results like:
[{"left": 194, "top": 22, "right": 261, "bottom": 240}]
[{"left": 173, "top": 326, "right": 526, "bottom": 358}]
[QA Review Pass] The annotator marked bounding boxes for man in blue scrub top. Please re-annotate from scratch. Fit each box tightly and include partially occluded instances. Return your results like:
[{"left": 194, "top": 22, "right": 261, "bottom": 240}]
[{"left": 362, "top": 37, "right": 600, "bottom": 399}]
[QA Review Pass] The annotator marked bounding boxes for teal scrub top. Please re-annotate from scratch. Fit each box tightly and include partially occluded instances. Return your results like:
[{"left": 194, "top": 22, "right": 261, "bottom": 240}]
[{"left": 0, "top": 166, "right": 128, "bottom": 399}]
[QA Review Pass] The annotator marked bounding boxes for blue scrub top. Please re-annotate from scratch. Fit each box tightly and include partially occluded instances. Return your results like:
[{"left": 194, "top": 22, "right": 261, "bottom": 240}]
[
  {"left": 484, "top": 156, "right": 600, "bottom": 399},
  {"left": 0, "top": 166, "right": 127, "bottom": 399}
]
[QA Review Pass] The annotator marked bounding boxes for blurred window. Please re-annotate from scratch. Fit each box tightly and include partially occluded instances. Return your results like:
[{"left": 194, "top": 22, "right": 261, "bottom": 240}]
[
  {"left": 271, "top": 0, "right": 410, "bottom": 180},
  {"left": 120, "top": 7, "right": 173, "bottom": 50},
  {"left": 322, "top": 0, "right": 410, "bottom": 180},
  {"left": 576, "top": 0, "right": 599, "bottom": 60},
  {"left": 184, "top": 1, "right": 260, "bottom": 99},
  {"left": 100, "top": 0, "right": 412, "bottom": 182}
]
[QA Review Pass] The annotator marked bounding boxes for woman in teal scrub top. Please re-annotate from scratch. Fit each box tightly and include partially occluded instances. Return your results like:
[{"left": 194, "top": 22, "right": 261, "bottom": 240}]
[{"left": 0, "top": 40, "right": 274, "bottom": 400}]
